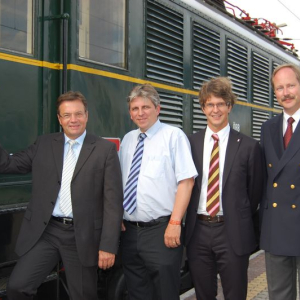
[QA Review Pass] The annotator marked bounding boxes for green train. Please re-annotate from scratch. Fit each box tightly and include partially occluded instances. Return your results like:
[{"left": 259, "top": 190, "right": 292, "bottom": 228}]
[{"left": 0, "top": 0, "right": 299, "bottom": 299}]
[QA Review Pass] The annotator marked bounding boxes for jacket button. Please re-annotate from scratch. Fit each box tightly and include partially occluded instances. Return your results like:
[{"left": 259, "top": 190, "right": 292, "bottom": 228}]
[
  {"left": 273, "top": 183, "right": 278, "bottom": 188},
  {"left": 273, "top": 203, "right": 277, "bottom": 208},
  {"left": 268, "top": 163, "right": 272, "bottom": 168},
  {"left": 292, "top": 204, "right": 296, "bottom": 209},
  {"left": 291, "top": 185, "right": 295, "bottom": 189},
  {"left": 44, "top": 222, "right": 47, "bottom": 225}
]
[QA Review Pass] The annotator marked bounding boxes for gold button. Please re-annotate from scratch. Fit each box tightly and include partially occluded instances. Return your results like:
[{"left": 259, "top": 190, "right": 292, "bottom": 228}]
[
  {"left": 291, "top": 185, "right": 295, "bottom": 189},
  {"left": 273, "top": 183, "right": 278, "bottom": 188},
  {"left": 268, "top": 163, "right": 272, "bottom": 168},
  {"left": 292, "top": 205, "right": 297, "bottom": 209},
  {"left": 273, "top": 203, "right": 277, "bottom": 208}
]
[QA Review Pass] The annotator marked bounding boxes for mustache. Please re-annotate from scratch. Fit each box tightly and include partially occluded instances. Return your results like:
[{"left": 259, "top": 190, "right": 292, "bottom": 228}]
[{"left": 281, "top": 95, "right": 296, "bottom": 101}]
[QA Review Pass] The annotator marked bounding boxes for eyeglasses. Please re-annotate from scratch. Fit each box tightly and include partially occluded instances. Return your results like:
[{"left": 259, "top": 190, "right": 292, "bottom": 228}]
[
  {"left": 204, "top": 102, "right": 229, "bottom": 109},
  {"left": 59, "top": 112, "right": 86, "bottom": 120}
]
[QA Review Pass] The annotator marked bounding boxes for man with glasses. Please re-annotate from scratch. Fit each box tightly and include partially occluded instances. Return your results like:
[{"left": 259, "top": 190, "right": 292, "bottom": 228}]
[
  {"left": 1, "top": 91, "right": 123, "bottom": 300},
  {"left": 260, "top": 64, "right": 300, "bottom": 300},
  {"left": 185, "top": 77, "right": 263, "bottom": 300}
]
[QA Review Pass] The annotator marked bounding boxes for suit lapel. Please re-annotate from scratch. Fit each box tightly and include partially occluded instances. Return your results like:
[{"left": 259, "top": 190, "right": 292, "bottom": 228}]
[
  {"left": 270, "top": 113, "right": 284, "bottom": 160},
  {"left": 222, "top": 129, "right": 241, "bottom": 189},
  {"left": 192, "top": 130, "right": 205, "bottom": 191},
  {"left": 52, "top": 133, "right": 65, "bottom": 179},
  {"left": 274, "top": 120, "right": 300, "bottom": 177},
  {"left": 73, "top": 134, "right": 96, "bottom": 179}
]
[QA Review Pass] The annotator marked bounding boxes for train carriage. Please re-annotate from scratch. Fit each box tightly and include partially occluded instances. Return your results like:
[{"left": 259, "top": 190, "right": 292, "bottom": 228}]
[{"left": 0, "top": 0, "right": 299, "bottom": 299}]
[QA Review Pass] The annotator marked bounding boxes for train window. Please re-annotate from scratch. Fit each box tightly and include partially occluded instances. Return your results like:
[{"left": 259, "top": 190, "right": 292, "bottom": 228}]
[
  {"left": 0, "top": 0, "right": 33, "bottom": 54},
  {"left": 78, "top": 0, "right": 126, "bottom": 68}
]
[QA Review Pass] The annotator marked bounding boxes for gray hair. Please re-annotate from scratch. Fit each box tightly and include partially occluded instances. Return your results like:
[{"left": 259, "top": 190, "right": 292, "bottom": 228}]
[{"left": 127, "top": 84, "right": 160, "bottom": 108}]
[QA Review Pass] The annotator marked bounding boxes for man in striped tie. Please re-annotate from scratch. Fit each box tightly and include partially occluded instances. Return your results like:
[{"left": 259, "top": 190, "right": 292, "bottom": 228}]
[
  {"left": 119, "top": 84, "right": 198, "bottom": 300},
  {"left": 185, "top": 77, "right": 263, "bottom": 300}
]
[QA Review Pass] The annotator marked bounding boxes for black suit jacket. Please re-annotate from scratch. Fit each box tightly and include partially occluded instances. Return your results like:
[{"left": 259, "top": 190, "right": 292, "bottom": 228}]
[
  {"left": 0, "top": 132, "right": 123, "bottom": 266},
  {"left": 185, "top": 128, "right": 263, "bottom": 255},
  {"left": 260, "top": 113, "right": 300, "bottom": 256}
]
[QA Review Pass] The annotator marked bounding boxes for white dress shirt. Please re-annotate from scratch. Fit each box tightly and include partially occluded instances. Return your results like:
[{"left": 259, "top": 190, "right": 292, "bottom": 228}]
[
  {"left": 282, "top": 108, "right": 300, "bottom": 136},
  {"left": 197, "top": 124, "right": 230, "bottom": 215},
  {"left": 52, "top": 131, "right": 86, "bottom": 218},
  {"left": 119, "top": 119, "right": 198, "bottom": 222}
]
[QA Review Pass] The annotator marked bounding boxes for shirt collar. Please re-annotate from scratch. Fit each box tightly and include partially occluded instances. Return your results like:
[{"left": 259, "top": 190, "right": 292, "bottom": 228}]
[
  {"left": 206, "top": 124, "right": 230, "bottom": 142},
  {"left": 137, "top": 119, "right": 161, "bottom": 140},
  {"left": 283, "top": 108, "right": 300, "bottom": 124},
  {"left": 64, "top": 130, "right": 86, "bottom": 145}
]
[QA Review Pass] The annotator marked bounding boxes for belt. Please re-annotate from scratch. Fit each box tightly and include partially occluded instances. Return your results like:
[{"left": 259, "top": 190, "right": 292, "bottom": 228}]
[
  {"left": 197, "top": 214, "right": 224, "bottom": 223},
  {"left": 124, "top": 216, "right": 170, "bottom": 228},
  {"left": 51, "top": 216, "right": 73, "bottom": 225}
]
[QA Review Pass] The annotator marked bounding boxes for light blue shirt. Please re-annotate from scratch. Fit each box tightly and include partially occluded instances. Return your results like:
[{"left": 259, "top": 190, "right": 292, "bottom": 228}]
[
  {"left": 52, "top": 131, "right": 86, "bottom": 217},
  {"left": 119, "top": 119, "right": 198, "bottom": 222}
]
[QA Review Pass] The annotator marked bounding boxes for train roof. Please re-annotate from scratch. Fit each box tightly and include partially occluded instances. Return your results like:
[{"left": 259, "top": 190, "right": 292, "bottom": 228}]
[{"left": 179, "top": 0, "right": 300, "bottom": 64}]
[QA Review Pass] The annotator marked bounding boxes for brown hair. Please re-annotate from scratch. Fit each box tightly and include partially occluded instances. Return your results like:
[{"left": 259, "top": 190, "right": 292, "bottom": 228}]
[
  {"left": 56, "top": 91, "right": 88, "bottom": 114},
  {"left": 199, "top": 77, "right": 237, "bottom": 108}
]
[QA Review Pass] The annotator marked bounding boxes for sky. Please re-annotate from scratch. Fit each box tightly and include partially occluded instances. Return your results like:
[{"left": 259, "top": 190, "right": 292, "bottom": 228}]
[{"left": 224, "top": 0, "right": 300, "bottom": 56}]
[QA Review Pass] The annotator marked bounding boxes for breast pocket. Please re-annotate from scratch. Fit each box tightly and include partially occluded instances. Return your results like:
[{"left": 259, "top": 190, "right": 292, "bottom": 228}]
[{"left": 143, "top": 159, "right": 165, "bottom": 179}]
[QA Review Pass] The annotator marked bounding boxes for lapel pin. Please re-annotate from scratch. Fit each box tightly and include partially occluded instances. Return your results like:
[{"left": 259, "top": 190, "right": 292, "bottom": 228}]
[{"left": 237, "top": 139, "right": 240, "bottom": 142}]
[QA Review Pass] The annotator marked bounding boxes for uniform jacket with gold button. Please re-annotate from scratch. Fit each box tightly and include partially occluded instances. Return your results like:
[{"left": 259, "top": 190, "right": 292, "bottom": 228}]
[{"left": 260, "top": 113, "right": 300, "bottom": 256}]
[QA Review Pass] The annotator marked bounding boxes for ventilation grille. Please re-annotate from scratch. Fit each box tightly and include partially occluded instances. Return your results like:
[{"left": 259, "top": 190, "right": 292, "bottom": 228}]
[
  {"left": 252, "top": 52, "right": 270, "bottom": 106},
  {"left": 192, "top": 98, "right": 207, "bottom": 133},
  {"left": 272, "top": 61, "right": 282, "bottom": 110},
  {"left": 159, "top": 92, "right": 183, "bottom": 128},
  {"left": 252, "top": 109, "right": 270, "bottom": 141},
  {"left": 146, "top": 0, "right": 184, "bottom": 85},
  {"left": 227, "top": 39, "right": 248, "bottom": 102},
  {"left": 193, "top": 22, "right": 221, "bottom": 90}
]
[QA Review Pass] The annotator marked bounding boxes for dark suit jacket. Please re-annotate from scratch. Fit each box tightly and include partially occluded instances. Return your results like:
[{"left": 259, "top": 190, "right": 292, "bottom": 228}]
[
  {"left": 0, "top": 132, "right": 123, "bottom": 266},
  {"left": 185, "top": 128, "right": 263, "bottom": 256},
  {"left": 260, "top": 113, "right": 300, "bottom": 256}
]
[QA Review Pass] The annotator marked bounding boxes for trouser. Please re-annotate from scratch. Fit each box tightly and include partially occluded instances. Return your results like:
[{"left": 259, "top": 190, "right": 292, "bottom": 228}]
[
  {"left": 187, "top": 219, "right": 249, "bottom": 300},
  {"left": 265, "top": 251, "right": 300, "bottom": 300},
  {"left": 7, "top": 219, "right": 98, "bottom": 300},
  {"left": 121, "top": 219, "right": 183, "bottom": 300}
]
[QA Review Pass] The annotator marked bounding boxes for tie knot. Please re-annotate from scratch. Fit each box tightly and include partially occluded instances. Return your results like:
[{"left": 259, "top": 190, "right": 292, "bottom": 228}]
[
  {"left": 68, "top": 140, "right": 77, "bottom": 148},
  {"left": 212, "top": 134, "right": 219, "bottom": 142},
  {"left": 287, "top": 117, "right": 295, "bottom": 125},
  {"left": 139, "top": 133, "right": 147, "bottom": 141}
]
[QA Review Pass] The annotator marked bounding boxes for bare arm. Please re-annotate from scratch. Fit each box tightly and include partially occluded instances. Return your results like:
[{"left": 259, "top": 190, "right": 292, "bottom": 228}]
[{"left": 164, "top": 177, "right": 194, "bottom": 248}]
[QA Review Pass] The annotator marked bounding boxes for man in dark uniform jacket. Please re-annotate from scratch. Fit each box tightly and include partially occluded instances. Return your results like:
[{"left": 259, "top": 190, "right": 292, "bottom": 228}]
[{"left": 260, "top": 64, "right": 300, "bottom": 300}]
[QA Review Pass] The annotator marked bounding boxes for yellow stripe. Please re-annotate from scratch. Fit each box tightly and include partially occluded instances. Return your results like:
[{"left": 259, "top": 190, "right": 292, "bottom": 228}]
[
  {"left": 208, "top": 169, "right": 219, "bottom": 185},
  {"left": 0, "top": 53, "right": 282, "bottom": 113},
  {"left": 207, "top": 190, "right": 220, "bottom": 207},
  {"left": 210, "top": 146, "right": 219, "bottom": 160}
]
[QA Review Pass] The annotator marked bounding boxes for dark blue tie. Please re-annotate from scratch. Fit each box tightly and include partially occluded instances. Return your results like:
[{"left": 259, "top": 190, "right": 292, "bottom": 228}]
[{"left": 123, "top": 133, "right": 147, "bottom": 214}]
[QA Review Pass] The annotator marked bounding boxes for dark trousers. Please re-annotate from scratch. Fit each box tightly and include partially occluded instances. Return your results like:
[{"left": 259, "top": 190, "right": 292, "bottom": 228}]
[
  {"left": 121, "top": 220, "right": 183, "bottom": 300},
  {"left": 7, "top": 219, "right": 98, "bottom": 300},
  {"left": 187, "top": 219, "right": 249, "bottom": 300}
]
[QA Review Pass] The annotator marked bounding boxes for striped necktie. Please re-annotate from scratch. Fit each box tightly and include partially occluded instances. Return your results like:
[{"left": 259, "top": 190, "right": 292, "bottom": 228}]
[
  {"left": 60, "top": 140, "right": 78, "bottom": 216},
  {"left": 206, "top": 134, "right": 220, "bottom": 217},
  {"left": 123, "top": 133, "right": 147, "bottom": 214},
  {"left": 283, "top": 117, "right": 294, "bottom": 149}
]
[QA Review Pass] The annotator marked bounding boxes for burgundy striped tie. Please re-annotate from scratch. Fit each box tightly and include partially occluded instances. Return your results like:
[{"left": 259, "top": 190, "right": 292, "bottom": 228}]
[
  {"left": 206, "top": 134, "right": 220, "bottom": 217},
  {"left": 284, "top": 117, "right": 294, "bottom": 149}
]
